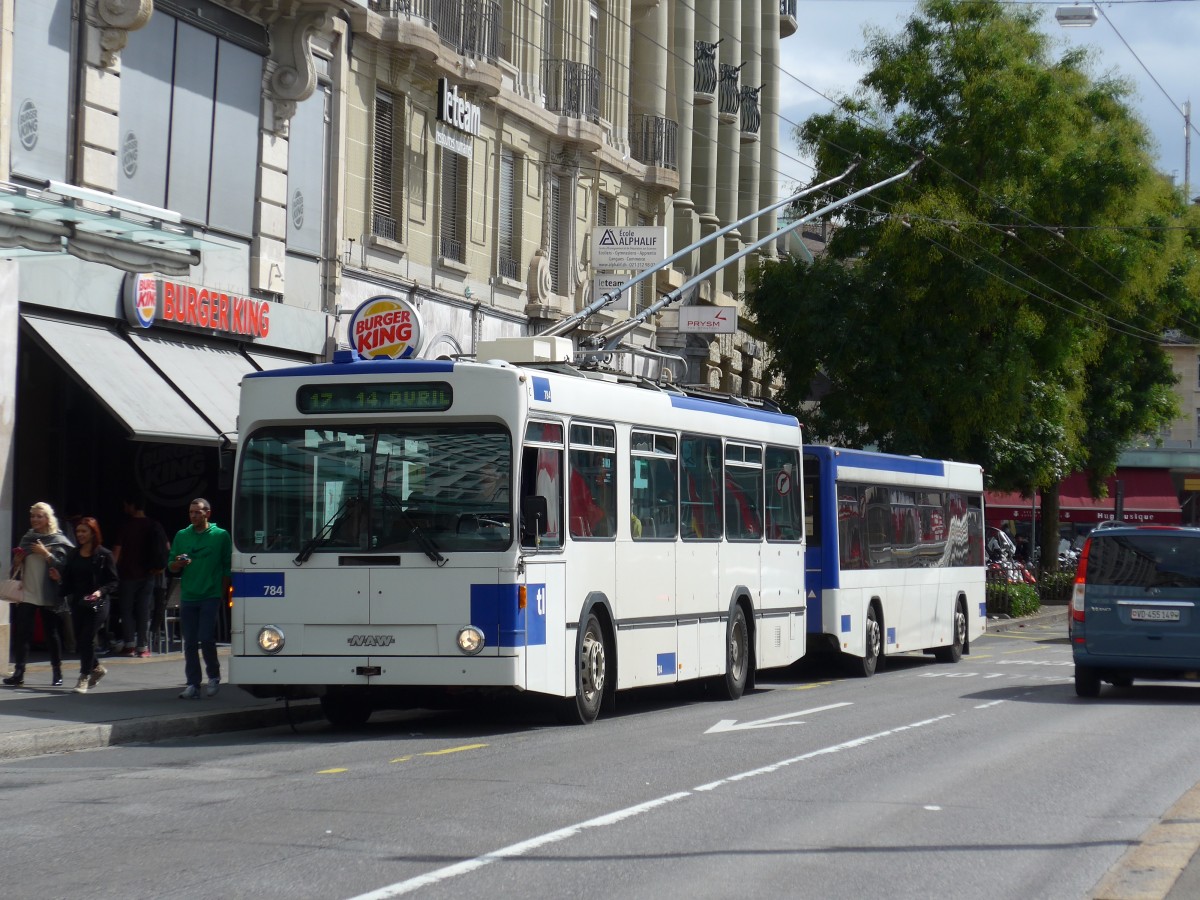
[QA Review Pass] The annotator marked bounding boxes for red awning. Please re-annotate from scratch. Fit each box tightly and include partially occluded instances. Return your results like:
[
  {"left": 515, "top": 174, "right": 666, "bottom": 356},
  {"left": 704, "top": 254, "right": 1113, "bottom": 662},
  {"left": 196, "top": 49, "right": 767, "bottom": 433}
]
[{"left": 986, "top": 468, "right": 1182, "bottom": 525}]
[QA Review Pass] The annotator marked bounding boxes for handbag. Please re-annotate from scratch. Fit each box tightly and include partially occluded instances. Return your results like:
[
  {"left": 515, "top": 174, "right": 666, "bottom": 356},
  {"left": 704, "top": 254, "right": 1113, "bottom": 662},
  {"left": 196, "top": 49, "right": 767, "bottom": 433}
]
[{"left": 0, "top": 578, "right": 23, "bottom": 603}]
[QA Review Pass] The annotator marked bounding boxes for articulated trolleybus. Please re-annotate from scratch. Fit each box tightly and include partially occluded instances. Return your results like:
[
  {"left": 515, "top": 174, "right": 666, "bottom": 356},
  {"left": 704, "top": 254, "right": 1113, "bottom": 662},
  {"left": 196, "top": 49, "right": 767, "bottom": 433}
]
[
  {"left": 229, "top": 334, "right": 807, "bottom": 726},
  {"left": 802, "top": 446, "right": 986, "bottom": 676}
]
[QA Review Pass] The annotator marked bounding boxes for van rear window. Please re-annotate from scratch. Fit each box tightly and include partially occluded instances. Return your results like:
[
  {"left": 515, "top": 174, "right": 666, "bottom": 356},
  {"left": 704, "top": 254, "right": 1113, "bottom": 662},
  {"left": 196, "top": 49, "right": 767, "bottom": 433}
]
[{"left": 1087, "top": 534, "right": 1200, "bottom": 587}]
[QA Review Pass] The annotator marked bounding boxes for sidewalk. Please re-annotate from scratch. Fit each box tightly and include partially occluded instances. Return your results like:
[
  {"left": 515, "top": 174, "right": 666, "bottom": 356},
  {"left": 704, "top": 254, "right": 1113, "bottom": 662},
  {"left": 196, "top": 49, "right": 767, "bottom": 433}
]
[
  {"left": 986, "top": 602, "right": 1068, "bottom": 634},
  {"left": 0, "top": 648, "right": 321, "bottom": 761}
]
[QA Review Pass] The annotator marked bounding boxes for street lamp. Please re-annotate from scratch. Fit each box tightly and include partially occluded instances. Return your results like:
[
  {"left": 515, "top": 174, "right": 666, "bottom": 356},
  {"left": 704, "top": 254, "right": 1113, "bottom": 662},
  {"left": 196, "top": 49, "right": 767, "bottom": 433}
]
[{"left": 1054, "top": 4, "right": 1099, "bottom": 27}]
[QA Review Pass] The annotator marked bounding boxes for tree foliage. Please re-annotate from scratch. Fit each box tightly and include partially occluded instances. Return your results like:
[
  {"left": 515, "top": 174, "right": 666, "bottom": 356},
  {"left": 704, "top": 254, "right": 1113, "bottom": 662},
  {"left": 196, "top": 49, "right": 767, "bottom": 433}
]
[{"left": 747, "top": 0, "right": 1200, "bottom": 501}]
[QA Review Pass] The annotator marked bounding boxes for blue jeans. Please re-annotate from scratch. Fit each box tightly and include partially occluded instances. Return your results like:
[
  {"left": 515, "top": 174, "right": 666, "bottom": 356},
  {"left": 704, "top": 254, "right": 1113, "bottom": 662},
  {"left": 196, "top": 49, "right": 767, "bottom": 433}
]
[{"left": 180, "top": 597, "right": 221, "bottom": 688}]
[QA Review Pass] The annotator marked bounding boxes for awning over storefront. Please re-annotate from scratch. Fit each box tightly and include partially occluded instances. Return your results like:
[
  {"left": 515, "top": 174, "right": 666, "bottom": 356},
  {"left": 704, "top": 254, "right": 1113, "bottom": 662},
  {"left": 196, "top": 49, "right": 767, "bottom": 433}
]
[
  {"left": 986, "top": 468, "right": 1182, "bottom": 525},
  {"left": 128, "top": 331, "right": 258, "bottom": 439},
  {"left": 245, "top": 349, "right": 312, "bottom": 372},
  {"left": 21, "top": 315, "right": 218, "bottom": 444}
]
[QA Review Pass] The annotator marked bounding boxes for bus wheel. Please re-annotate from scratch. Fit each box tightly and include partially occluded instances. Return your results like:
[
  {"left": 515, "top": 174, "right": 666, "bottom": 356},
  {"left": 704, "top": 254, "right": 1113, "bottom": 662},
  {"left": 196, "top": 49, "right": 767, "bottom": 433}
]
[
  {"left": 847, "top": 606, "right": 882, "bottom": 678},
  {"left": 718, "top": 605, "right": 750, "bottom": 700},
  {"left": 566, "top": 614, "right": 608, "bottom": 724},
  {"left": 934, "top": 602, "right": 966, "bottom": 663},
  {"left": 321, "top": 692, "right": 372, "bottom": 729}
]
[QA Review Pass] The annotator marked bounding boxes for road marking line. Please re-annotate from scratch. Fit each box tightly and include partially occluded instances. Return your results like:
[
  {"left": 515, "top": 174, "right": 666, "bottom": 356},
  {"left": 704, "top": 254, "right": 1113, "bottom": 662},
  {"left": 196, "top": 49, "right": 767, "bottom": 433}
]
[
  {"left": 421, "top": 743, "right": 488, "bottom": 756},
  {"left": 389, "top": 756, "right": 412, "bottom": 764},
  {"left": 344, "top": 714, "right": 956, "bottom": 899},
  {"left": 1002, "top": 646, "right": 1041, "bottom": 655},
  {"left": 317, "top": 768, "right": 347, "bottom": 775}
]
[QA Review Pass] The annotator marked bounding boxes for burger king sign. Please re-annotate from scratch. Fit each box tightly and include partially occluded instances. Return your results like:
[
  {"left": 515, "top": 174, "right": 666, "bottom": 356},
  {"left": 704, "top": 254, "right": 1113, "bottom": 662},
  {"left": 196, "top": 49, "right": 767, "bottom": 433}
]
[{"left": 348, "top": 295, "right": 424, "bottom": 360}]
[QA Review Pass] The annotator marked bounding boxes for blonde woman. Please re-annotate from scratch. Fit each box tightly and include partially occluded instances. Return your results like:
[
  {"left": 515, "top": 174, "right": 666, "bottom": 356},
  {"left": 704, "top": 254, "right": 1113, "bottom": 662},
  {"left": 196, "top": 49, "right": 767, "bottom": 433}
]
[{"left": 3, "top": 502, "right": 73, "bottom": 687}]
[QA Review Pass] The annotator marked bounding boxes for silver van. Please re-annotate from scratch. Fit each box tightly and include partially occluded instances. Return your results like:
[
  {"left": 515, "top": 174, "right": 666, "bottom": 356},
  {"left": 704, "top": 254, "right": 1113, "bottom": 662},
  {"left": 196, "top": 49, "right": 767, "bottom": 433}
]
[{"left": 1071, "top": 525, "right": 1200, "bottom": 697}]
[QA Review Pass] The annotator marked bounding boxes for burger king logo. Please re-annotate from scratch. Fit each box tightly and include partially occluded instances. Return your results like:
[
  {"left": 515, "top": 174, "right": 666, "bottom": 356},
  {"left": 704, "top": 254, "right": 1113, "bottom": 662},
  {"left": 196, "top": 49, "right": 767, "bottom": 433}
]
[
  {"left": 348, "top": 295, "right": 424, "bottom": 360},
  {"left": 132, "top": 274, "right": 158, "bottom": 328}
]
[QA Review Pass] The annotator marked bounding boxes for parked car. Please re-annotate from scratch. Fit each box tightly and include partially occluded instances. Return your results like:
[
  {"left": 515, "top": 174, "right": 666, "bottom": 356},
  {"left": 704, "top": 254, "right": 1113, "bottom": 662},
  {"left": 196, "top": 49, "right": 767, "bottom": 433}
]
[{"left": 1071, "top": 524, "right": 1200, "bottom": 697}]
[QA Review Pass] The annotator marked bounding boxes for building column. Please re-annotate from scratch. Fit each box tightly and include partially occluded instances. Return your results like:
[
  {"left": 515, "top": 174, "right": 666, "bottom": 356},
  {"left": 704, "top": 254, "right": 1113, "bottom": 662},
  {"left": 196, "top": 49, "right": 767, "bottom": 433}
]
[
  {"left": 759, "top": 0, "right": 782, "bottom": 258},
  {"left": 669, "top": 0, "right": 697, "bottom": 263}
]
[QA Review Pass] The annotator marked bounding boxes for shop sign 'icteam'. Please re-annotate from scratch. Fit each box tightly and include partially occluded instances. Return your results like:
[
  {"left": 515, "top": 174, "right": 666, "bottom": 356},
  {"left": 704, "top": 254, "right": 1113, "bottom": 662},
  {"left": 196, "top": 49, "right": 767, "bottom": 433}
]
[
  {"left": 348, "top": 295, "right": 424, "bottom": 360},
  {"left": 124, "top": 273, "right": 271, "bottom": 339}
]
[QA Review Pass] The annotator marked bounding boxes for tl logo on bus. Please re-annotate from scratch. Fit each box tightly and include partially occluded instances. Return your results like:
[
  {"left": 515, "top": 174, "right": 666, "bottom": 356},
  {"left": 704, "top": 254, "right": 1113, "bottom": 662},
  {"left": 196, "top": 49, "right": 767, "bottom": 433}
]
[{"left": 348, "top": 295, "right": 424, "bottom": 360}]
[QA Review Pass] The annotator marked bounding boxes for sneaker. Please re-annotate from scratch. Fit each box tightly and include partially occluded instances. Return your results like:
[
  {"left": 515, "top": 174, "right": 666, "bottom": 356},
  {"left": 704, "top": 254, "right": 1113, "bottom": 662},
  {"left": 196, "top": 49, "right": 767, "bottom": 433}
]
[
  {"left": 205, "top": 678, "right": 221, "bottom": 698},
  {"left": 88, "top": 665, "right": 107, "bottom": 689},
  {"left": 137, "top": 648, "right": 151, "bottom": 658},
  {"left": 121, "top": 648, "right": 139, "bottom": 658},
  {"left": 72, "top": 676, "right": 89, "bottom": 694},
  {"left": 179, "top": 684, "right": 200, "bottom": 700}
]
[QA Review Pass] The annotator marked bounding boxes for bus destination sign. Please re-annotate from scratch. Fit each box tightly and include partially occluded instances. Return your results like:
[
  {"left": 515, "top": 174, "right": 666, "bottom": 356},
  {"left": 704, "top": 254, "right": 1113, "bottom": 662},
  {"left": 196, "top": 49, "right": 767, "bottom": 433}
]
[{"left": 296, "top": 382, "right": 453, "bottom": 414}]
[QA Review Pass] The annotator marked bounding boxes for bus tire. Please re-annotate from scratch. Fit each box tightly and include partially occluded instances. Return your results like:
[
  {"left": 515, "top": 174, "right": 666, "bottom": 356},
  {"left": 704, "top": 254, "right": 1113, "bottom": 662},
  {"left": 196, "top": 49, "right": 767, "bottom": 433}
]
[
  {"left": 1075, "top": 666, "right": 1101, "bottom": 698},
  {"left": 934, "top": 601, "right": 966, "bottom": 663},
  {"left": 718, "top": 604, "right": 750, "bottom": 701},
  {"left": 847, "top": 605, "right": 882, "bottom": 678},
  {"left": 321, "top": 692, "right": 372, "bottom": 729},
  {"left": 565, "top": 613, "right": 608, "bottom": 725}
]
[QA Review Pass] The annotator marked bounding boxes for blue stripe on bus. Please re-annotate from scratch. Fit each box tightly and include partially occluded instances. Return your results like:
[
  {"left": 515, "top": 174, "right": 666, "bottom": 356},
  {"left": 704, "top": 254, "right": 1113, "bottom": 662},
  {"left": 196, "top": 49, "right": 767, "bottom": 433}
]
[
  {"left": 232, "top": 571, "right": 285, "bottom": 598},
  {"left": 979, "top": 600, "right": 987, "bottom": 620},
  {"left": 656, "top": 652, "right": 676, "bottom": 676},
  {"left": 840, "top": 614, "right": 851, "bottom": 634},
  {"left": 531, "top": 376, "right": 553, "bottom": 402},
  {"left": 470, "top": 583, "right": 547, "bottom": 648},
  {"left": 245, "top": 359, "right": 456, "bottom": 379},
  {"left": 668, "top": 395, "right": 799, "bottom": 426},
  {"left": 887, "top": 626, "right": 896, "bottom": 645},
  {"left": 806, "top": 445, "right": 946, "bottom": 478}
]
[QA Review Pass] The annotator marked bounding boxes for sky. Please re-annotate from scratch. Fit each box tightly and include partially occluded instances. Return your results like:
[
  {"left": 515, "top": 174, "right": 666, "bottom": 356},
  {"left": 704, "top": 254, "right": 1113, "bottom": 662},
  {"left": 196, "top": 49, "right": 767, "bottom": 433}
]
[{"left": 773, "top": 0, "right": 1200, "bottom": 200}]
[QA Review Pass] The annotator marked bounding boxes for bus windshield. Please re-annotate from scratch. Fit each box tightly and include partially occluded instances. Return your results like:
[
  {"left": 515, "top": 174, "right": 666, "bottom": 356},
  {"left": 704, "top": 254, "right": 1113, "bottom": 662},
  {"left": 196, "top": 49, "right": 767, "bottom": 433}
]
[{"left": 234, "top": 424, "right": 512, "bottom": 555}]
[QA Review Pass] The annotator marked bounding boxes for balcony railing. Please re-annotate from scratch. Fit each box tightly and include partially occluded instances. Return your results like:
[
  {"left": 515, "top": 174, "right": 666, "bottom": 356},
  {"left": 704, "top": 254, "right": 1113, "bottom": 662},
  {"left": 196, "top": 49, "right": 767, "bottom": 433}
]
[
  {"left": 739, "top": 86, "right": 762, "bottom": 137},
  {"left": 779, "top": 0, "right": 797, "bottom": 17},
  {"left": 719, "top": 63, "right": 744, "bottom": 116},
  {"left": 543, "top": 59, "right": 600, "bottom": 121},
  {"left": 629, "top": 114, "right": 678, "bottom": 170},
  {"left": 440, "top": 235, "right": 464, "bottom": 263},
  {"left": 694, "top": 40, "right": 719, "bottom": 95},
  {"left": 372, "top": 211, "right": 398, "bottom": 242},
  {"left": 369, "top": 0, "right": 500, "bottom": 63},
  {"left": 498, "top": 256, "right": 520, "bottom": 281}
]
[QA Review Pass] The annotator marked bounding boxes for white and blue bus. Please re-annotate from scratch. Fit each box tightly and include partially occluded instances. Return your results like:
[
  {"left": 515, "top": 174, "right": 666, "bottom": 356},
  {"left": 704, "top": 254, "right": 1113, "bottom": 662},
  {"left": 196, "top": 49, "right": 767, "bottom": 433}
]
[
  {"left": 228, "top": 340, "right": 807, "bottom": 725},
  {"left": 802, "top": 446, "right": 986, "bottom": 676}
]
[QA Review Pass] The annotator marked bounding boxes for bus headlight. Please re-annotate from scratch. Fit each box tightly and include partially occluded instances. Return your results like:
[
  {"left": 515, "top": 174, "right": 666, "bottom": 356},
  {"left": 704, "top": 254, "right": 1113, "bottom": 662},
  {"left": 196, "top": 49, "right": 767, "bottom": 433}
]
[
  {"left": 257, "top": 625, "right": 286, "bottom": 654},
  {"left": 456, "top": 626, "right": 485, "bottom": 655}
]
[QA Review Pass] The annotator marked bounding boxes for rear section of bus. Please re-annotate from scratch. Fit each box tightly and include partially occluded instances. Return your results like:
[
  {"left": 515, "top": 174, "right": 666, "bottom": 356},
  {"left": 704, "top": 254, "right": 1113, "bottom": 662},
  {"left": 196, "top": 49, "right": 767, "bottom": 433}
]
[{"left": 1072, "top": 524, "right": 1200, "bottom": 697}]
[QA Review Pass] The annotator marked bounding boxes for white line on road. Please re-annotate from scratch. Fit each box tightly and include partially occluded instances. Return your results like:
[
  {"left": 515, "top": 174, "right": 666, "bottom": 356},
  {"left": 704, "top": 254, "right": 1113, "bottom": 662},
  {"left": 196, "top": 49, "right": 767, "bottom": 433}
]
[{"left": 345, "top": 713, "right": 954, "bottom": 899}]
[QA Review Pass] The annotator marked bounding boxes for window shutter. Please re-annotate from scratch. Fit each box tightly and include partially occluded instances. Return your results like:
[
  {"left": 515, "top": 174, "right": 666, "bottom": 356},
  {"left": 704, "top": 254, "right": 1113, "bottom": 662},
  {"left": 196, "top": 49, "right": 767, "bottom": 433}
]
[{"left": 373, "top": 91, "right": 396, "bottom": 239}]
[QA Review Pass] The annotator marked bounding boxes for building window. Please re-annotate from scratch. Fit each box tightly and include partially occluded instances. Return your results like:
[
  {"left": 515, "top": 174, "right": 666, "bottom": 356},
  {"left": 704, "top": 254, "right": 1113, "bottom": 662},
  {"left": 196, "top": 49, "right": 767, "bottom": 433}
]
[
  {"left": 497, "top": 148, "right": 521, "bottom": 280},
  {"left": 372, "top": 91, "right": 399, "bottom": 242},
  {"left": 1195, "top": 408, "right": 1200, "bottom": 441},
  {"left": 636, "top": 213, "right": 650, "bottom": 312},
  {"left": 440, "top": 149, "right": 467, "bottom": 263},
  {"left": 596, "top": 193, "right": 612, "bottom": 226},
  {"left": 548, "top": 176, "right": 572, "bottom": 295}
]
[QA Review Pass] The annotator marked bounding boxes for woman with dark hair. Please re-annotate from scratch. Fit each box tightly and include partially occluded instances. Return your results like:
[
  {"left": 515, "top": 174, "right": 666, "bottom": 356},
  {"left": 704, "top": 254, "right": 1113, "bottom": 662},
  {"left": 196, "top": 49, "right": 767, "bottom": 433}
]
[
  {"left": 52, "top": 517, "right": 118, "bottom": 694},
  {"left": 3, "top": 502, "right": 73, "bottom": 687}
]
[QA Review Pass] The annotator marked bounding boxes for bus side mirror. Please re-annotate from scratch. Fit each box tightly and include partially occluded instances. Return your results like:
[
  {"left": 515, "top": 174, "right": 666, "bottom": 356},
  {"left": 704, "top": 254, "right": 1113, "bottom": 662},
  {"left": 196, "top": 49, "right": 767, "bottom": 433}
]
[{"left": 521, "top": 495, "right": 548, "bottom": 541}]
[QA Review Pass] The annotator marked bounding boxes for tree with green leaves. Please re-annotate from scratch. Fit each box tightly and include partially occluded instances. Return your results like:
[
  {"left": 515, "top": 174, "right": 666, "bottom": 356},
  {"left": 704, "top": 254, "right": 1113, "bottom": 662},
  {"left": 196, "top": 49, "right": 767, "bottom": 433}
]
[{"left": 747, "top": 0, "right": 1200, "bottom": 569}]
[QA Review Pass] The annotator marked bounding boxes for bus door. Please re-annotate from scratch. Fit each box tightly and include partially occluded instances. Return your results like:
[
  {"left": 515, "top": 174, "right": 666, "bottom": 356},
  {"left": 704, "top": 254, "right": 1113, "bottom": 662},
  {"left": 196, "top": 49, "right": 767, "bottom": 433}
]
[{"left": 620, "top": 431, "right": 680, "bottom": 685}]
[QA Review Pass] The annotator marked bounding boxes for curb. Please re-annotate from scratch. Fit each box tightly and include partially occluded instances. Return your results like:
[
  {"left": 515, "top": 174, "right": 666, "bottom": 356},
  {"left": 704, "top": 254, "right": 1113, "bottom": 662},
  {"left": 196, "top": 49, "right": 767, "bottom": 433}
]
[{"left": 0, "top": 701, "right": 324, "bottom": 762}]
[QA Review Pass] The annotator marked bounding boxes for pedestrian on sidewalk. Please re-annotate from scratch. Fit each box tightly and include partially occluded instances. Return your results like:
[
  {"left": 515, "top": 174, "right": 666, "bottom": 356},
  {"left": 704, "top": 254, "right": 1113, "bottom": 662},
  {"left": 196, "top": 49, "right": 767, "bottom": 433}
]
[
  {"left": 52, "top": 517, "right": 118, "bottom": 694},
  {"left": 169, "top": 498, "right": 231, "bottom": 700},
  {"left": 3, "top": 502, "right": 73, "bottom": 688},
  {"left": 112, "top": 494, "right": 169, "bottom": 657}
]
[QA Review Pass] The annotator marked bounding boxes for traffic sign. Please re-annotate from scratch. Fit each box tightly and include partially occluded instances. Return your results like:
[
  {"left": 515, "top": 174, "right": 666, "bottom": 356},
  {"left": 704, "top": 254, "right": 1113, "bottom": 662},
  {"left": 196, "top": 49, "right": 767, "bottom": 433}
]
[{"left": 591, "top": 226, "right": 666, "bottom": 270}]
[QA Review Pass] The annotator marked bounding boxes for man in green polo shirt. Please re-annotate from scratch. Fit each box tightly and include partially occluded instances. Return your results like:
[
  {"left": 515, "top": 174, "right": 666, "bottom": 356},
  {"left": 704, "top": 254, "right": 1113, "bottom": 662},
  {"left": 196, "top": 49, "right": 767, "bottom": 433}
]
[{"left": 169, "top": 498, "right": 232, "bottom": 699}]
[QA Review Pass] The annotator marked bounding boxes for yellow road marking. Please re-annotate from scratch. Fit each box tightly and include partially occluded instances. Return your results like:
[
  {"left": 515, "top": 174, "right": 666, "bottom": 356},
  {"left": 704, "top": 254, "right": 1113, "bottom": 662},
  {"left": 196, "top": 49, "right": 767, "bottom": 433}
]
[
  {"left": 317, "top": 768, "right": 347, "bottom": 774},
  {"left": 1002, "top": 646, "right": 1041, "bottom": 655},
  {"left": 390, "top": 756, "right": 413, "bottom": 764},
  {"left": 421, "top": 743, "right": 489, "bottom": 756},
  {"left": 785, "top": 682, "right": 834, "bottom": 691}
]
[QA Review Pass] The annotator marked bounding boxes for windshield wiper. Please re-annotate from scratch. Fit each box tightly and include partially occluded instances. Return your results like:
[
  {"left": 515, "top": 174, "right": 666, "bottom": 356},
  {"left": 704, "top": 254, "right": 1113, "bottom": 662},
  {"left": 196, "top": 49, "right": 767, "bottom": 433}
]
[
  {"left": 380, "top": 491, "right": 446, "bottom": 565},
  {"left": 293, "top": 497, "right": 357, "bottom": 566}
]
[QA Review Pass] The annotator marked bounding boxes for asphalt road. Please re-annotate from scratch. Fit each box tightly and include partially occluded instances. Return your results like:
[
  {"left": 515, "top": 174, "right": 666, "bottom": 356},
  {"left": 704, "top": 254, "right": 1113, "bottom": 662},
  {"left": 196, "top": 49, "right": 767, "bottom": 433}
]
[{"left": 4, "top": 618, "right": 1200, "bottom": 900}]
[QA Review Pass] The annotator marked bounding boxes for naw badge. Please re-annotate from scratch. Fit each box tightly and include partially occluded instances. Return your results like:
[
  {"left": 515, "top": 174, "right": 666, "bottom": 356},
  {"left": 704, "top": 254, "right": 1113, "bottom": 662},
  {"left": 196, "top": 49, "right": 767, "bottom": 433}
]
[{"left": 348, "top": 295, "right": 424, "bottom": 360}]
